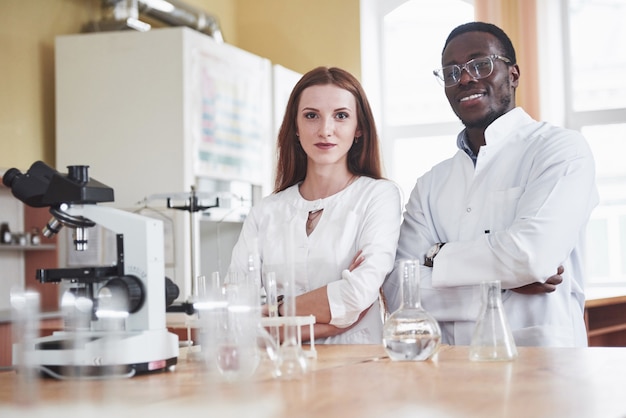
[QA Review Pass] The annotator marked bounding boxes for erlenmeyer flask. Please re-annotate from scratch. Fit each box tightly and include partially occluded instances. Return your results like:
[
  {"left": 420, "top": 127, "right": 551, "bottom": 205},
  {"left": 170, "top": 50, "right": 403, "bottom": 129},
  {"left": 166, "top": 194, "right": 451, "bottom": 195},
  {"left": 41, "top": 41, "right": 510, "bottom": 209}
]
[
  {"left": 383, "top": 259, "right": 441, "bottom": 361},
  {"left": 469, "top": 280, "right": 518, "bottom": 361}
]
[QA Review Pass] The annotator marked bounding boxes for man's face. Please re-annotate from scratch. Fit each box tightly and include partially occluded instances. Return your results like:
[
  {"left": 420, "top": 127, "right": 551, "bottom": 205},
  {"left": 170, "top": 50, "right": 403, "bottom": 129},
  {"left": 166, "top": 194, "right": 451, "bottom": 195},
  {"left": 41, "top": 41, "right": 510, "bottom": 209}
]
[{"left": 441, "top": 31, "right": 519, "bottom": 130}]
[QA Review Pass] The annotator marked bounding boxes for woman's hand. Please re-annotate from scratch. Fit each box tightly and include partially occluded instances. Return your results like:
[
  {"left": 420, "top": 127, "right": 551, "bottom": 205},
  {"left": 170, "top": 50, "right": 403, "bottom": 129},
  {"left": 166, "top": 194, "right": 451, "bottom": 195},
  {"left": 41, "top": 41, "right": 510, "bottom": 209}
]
[
  {"left": 300, "top": 304, "right": 373, "bottom": 342},
  {"left": 349, "top": 250, "right": 364, "bottom": 271},
  {"left": 262, "top": 250, "right": 366, "bottom": 325}
]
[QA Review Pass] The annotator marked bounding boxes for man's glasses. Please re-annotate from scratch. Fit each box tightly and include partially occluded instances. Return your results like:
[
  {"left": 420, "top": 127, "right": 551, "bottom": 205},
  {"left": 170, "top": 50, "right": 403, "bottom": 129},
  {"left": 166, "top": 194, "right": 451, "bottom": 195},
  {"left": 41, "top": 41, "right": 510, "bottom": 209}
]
[{"left": 433, "top": 55, "right": 512, "bottom": 87}]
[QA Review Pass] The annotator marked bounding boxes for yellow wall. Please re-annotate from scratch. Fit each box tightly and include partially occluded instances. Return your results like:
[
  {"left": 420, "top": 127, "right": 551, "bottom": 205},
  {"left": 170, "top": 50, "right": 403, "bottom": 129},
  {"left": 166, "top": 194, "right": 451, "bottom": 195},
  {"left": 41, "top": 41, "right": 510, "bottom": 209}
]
[
  {"left": 0, "top": 0, "right": 361, "bottom": 171},
  {"left": 0, "top": 0, "right": 88, "bottom": 170},
  {"left": 234, "top": 0, "right": 361, "bottom": 77}
]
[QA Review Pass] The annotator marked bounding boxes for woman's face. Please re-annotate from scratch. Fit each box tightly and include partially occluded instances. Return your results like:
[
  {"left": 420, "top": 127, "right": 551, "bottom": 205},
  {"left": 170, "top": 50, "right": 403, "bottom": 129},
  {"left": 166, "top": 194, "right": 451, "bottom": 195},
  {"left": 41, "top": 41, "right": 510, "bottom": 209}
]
[{"left": 296, "top": 84, "right": 361, "bottom": 170}]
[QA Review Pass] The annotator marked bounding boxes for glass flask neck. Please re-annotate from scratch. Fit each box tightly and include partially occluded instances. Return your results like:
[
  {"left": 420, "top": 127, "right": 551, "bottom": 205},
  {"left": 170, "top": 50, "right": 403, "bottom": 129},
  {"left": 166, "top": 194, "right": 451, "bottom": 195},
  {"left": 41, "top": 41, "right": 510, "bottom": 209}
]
[
  {"left": 484, "top": 280, "right": 502, "bottom": 308},
  {"left": 401, "top": 260, "right": 422, "bottom": 310}
]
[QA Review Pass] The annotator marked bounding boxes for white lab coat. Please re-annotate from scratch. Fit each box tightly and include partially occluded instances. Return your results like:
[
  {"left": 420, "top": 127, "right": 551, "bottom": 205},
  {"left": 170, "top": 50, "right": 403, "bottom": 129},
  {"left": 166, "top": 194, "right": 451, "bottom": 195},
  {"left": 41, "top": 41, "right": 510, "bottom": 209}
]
[
  {"left": 229, "top": 176, "right": 402, "bottom": 344},
  {"left": 383, "top": 107, "right": 599, "bottom": 347}
]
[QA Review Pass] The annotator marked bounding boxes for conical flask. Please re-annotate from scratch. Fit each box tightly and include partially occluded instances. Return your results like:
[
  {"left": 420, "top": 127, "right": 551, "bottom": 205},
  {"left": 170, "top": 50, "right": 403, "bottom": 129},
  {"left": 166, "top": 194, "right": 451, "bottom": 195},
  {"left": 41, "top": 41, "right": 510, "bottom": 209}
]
[
  {"left": 383, "top": 259, "right": 441, "bottom": 361},
  {"left": 469, "top": 280, "right": 518, "bottom": 361}
]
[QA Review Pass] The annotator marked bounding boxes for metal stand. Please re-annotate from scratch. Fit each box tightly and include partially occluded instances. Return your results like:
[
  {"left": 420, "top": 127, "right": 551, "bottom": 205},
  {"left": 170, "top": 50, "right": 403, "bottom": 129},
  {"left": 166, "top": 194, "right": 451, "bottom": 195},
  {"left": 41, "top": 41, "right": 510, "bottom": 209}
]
[{"left": 166, "top": 186, "right": 219, "bottom": 300}]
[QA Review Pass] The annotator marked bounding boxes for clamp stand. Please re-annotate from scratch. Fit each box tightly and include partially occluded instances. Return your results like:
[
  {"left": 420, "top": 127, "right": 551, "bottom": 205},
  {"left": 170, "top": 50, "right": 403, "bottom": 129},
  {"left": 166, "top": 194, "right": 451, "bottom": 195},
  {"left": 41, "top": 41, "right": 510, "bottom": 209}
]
[{"left": 167, "top": 186, "right": 219, "bottom": 301}]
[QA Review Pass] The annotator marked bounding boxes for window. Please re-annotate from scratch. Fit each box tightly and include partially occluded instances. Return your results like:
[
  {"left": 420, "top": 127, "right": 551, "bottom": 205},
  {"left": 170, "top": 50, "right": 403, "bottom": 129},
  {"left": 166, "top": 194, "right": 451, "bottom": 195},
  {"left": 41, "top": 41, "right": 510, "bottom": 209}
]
[
  {"left": 538, "top": 0, "right": 626, "bottom": 291},
  {"left": 567, "top": 0, "right": 626, "bottom": 112},
  {"left": 361, "top": 0, "right": 473, "bottom": 202},
  {"left": 558, "top": 0, "right": 626, "bottom": 291}
]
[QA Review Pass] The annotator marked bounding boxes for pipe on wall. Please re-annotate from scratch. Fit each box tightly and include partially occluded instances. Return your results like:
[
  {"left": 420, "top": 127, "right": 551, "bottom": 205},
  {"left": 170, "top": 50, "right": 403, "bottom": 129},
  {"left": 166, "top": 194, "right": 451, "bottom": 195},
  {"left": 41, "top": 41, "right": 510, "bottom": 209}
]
[{"left": 83, "top": 0, "right": 224, "bottom": 42}]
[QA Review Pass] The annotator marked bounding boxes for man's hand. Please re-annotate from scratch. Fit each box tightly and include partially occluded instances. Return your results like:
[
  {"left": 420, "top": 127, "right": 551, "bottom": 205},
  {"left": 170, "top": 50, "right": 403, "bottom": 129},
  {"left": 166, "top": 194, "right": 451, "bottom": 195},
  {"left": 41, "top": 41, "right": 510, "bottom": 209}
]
[{"left": 511, "top": 265, "right": 564, "bottom": 295}]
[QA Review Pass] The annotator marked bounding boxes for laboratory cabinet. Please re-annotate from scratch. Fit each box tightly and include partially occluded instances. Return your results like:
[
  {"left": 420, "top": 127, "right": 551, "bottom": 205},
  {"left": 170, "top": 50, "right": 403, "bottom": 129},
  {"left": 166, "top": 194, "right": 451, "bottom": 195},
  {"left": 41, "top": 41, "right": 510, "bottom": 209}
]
[
  {"left": 585, "top": 295, "right": 626, "bottom": 346},
  {"left": 55, "top": 27, "right": 278, "bottom": 301}
]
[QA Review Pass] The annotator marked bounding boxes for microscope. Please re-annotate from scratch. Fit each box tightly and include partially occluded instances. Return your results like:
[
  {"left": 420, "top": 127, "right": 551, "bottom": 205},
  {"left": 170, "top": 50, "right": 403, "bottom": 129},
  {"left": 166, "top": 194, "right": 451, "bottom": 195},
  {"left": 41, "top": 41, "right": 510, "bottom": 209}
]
[{"left": 3, "top": 161, "right": 179, "bottom": 378}]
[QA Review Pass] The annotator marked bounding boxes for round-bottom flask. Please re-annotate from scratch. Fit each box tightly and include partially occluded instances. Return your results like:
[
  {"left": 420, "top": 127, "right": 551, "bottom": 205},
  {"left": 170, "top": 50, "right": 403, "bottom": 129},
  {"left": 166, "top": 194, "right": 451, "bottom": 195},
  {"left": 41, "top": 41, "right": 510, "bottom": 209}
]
[{"left": 383, "top": 259, "right": 441, "bottom": 361}]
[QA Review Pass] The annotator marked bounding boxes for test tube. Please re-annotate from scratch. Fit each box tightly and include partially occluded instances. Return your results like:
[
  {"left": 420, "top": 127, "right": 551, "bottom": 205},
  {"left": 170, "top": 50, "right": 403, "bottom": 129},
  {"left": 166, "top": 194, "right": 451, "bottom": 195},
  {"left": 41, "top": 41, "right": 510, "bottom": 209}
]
[
  {"left": 11, "top": 287, "right": 41, "bottom": 405},
  {"left": 265, "top": 271, "right": 280, "bottom": 345},
  {"left": 277, "top": 230, "right": 308, "bottom": 378}
]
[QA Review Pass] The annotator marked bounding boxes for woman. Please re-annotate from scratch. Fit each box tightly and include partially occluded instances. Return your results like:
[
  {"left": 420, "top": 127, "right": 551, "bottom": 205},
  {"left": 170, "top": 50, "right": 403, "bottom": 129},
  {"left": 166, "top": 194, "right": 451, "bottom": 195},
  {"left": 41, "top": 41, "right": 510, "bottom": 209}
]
[{"left": 228, "top": 66, "right": 401, "bottom": 344}]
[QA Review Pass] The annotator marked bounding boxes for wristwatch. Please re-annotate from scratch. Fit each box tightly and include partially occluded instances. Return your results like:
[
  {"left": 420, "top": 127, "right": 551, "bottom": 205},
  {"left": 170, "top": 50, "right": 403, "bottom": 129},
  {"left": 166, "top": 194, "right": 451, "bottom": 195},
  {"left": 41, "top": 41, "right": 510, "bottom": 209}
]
[{"left": 424, "top": 242, "right": 446, "bottom": 267}]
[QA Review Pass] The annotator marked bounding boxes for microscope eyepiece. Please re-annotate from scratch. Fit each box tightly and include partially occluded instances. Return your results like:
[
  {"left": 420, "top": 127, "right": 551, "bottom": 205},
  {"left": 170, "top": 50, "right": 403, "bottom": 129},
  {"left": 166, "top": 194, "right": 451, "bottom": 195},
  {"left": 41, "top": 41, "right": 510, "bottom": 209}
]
[
  {"left": 2, "top": 161, "right": 58, "bottom": 207},
  {"left": 2, "top": 167, "right": 21, "bottom": 188},
  {"left": 67, "top": 165, "right": 90, "bottom": 184}
]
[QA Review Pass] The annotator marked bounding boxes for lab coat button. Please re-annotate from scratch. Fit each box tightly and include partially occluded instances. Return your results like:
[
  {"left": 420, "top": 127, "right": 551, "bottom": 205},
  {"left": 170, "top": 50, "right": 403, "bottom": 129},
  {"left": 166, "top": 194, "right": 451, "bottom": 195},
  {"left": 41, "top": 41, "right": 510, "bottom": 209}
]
[{"left": 466, "top": 207, "right": 471, "bottom": 213}]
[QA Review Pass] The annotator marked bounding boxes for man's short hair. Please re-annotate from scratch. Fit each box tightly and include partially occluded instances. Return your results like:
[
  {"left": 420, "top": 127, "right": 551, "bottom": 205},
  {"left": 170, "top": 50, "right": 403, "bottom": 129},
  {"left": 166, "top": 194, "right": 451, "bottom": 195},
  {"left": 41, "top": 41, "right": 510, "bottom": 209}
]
[{"left": 443, "top": 21, "right": 517, "bottom": 64}]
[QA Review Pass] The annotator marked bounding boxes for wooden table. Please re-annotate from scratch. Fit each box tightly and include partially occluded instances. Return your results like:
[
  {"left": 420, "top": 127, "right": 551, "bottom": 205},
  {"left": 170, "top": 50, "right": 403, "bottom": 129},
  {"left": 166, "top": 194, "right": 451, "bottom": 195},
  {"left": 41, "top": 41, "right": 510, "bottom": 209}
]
[{"left": 1, "top": 344, "right": 626, "bottom": 418}]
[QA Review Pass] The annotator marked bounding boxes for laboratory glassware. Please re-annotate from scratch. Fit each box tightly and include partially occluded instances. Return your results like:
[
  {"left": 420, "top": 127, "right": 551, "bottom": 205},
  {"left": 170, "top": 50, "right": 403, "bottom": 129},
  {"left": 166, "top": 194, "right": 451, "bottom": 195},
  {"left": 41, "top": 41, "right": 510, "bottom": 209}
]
[
  {"left": 383, "top": 259, "right": 441, "bottom": 361},
  {"left": 469, "top": 280, "right": 518, "bottom": 362}
]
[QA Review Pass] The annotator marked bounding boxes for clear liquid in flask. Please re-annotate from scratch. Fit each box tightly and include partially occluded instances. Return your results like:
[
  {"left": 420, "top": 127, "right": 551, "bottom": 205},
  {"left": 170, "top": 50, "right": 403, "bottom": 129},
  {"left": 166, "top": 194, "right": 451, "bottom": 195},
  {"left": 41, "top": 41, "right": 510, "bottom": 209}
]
[{"left": 384, "top": 332, "right": 441, "bottom": 361}]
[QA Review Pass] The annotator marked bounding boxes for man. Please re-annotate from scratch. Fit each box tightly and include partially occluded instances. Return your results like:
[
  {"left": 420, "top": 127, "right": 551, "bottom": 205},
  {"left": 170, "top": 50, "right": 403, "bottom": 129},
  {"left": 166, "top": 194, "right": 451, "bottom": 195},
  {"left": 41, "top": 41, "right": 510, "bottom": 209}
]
[{"left": 383, "top": 22, "right": 598, "bottom": 347}]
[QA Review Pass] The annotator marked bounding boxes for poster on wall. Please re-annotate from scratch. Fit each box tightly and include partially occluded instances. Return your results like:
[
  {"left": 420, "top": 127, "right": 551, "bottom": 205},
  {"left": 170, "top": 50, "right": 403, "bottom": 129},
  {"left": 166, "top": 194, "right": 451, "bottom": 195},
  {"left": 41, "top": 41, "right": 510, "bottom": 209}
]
[{"left": 190, "top": 45, "right": 272, "bottom": 186}]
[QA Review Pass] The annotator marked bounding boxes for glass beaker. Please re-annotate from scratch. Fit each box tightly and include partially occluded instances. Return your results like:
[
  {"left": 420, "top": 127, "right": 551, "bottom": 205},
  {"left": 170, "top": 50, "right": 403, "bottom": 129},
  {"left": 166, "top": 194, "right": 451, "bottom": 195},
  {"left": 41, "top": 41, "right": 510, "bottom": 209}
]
[
  {"left": 212, "top": 282, "right": 260, "bottom": 380},
  {"left": 383, "top": 259, "right": 441, "bottom": 361},
  {"left": 469, "top": 280, "right": 518, "bottom": 362}
]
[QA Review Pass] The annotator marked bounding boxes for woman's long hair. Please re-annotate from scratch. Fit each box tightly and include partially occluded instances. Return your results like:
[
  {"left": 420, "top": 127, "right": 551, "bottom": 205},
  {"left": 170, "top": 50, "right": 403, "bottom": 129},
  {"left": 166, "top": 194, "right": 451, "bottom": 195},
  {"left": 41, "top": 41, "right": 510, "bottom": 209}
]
[{"left": 274, "top": 66, "right": 383, "bottom": 193}]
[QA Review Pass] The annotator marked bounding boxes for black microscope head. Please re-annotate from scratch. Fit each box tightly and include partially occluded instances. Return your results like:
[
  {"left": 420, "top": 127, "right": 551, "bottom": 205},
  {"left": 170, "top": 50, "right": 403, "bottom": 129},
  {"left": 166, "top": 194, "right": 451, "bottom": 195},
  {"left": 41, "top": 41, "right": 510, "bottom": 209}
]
[{"left": 2, "top": 161, "right": 114, "bottom": 208}]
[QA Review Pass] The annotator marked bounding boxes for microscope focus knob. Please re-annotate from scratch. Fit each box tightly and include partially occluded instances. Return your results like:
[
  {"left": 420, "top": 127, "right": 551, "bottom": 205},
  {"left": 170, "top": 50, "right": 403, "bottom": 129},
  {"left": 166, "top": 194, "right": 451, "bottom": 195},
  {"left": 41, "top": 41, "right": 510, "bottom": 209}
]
[
  {"left": 165, "top": 277, "right": 180, "bottom": 307},
  {"left": 99, "top": 276, "right": 145, "bottom": 314}
]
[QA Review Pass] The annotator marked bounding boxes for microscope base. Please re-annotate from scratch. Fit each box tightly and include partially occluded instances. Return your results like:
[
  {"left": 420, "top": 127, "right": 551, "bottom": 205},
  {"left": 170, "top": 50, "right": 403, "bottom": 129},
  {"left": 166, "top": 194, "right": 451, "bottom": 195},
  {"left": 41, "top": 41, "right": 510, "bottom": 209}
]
[{"left": 14, "top": 329, "right": 179, "bottom": 379}]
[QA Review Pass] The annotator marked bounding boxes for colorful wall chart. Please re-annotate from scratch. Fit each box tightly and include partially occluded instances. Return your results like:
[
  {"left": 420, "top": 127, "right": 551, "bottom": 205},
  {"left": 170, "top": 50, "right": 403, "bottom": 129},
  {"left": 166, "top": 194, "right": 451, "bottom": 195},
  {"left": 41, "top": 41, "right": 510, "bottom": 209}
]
[{"left": 191, "top": 46, "right": 271, "bottom": 185}]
